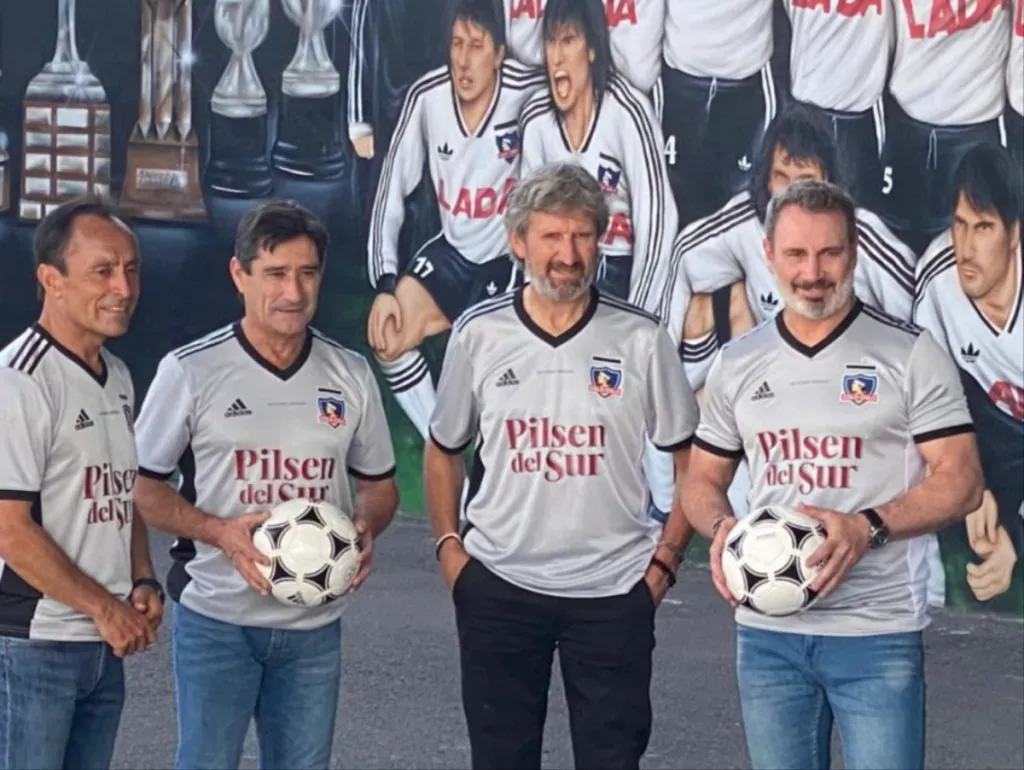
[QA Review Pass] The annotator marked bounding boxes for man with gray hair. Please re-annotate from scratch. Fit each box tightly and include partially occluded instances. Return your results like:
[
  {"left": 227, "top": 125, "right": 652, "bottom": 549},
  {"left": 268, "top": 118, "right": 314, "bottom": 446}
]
[
  {"left": 681, "top": 178, "right": 985, "bottom": 769},
  {"left": 425, "top": 161, "right": 699, "bottom": 770}
]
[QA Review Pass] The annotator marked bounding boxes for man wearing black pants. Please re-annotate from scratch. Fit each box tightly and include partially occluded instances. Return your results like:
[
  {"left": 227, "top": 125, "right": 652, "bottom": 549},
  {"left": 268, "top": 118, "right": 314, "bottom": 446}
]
[{"left": 424, "top": 163, "right": 700, "bottom": 769}]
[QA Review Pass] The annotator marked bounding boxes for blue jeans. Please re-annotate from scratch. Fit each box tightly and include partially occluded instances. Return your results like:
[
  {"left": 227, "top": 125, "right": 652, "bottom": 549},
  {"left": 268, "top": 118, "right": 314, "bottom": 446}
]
[
  {"left": 736, "top": 626, "right": 926, "bottom": 770},
  {"left": 0, "top": 637, "right": 124, "bottom": 770},
  {"left": 172, "top": 603, "right": 342, "bottom": 770}
]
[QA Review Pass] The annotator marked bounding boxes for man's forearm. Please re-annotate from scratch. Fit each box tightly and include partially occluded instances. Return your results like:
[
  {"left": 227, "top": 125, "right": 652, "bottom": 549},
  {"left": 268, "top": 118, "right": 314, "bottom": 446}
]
[
  {"left": 130, "top": 510, "right": 155, "bottom": 581},
  {"left": 877, "top": 466, "right": 984, "bottom": 540},
  {"left": 680, "top": 478, "right": 736, "bottom": 539},
  {"left": 0, "top": 521, "right": 115, "bottom": 620},
  {"left": 353, "top": 481, "right": 399, "bottom": 537},
  {"left": 424, "top": 443, "right": 464, "bottom": 539},
  {"left": 135, "top": 476, "right": 223, "bottom": 546},
  {"left": 660, "top": 449, "right": 696, "bottom": 553}
]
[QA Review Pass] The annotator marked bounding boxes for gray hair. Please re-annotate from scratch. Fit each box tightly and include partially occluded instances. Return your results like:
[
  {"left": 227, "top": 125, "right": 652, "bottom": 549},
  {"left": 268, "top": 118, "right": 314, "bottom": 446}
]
[
  {"left": 764, "top": 179, "right": 857, "bottom": 247},
  {"left": 504, "top": 163, "right": 610, "bottom": 242}
]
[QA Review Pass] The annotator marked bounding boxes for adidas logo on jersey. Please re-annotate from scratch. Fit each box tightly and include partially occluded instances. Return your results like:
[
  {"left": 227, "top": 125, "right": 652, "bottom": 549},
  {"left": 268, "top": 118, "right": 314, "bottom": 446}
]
[
  {"left": 960, "top": 343, "right": 980, "bottom": 364},
  {"left": 759, "top": 292, "right": 778, "bottom": 311},
  {"left": 495, "top": 368, "right": 519, "bottom": 387},
  {"left": 437, "top": 142, "right": 453, "bottom": 160},
  {"left": 750, "top": 381, "right": 774, "bottom": 401},
  {"left": 737, "top": 155, "right": 751, "bottom": 172},
  {"left": 224, "top": 399, "right": 252, "bottom": 418},
  {"left": 74, "top": 409, "right": 94, "bottom": 430}
]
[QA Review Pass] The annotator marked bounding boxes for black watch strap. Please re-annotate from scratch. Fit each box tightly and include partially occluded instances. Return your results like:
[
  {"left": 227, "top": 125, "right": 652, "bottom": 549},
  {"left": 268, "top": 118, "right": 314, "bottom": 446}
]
[
  {"left": 376, "top": 273, "right": 398, "bottom": 295},
  {"left": 133, "top": 577, "right": 165, "bottom": 603},
  {"left": 860, "top": 507, "right": 884, "bottom": 528},
  {"left": 860, "top": 508, "right": 889, "bottom": 548}
]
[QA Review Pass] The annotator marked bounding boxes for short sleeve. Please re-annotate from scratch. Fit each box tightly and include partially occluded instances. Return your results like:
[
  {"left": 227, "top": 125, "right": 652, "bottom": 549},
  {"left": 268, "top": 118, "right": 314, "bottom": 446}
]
[
  {"left": 347, "top": 361, "right": 397, "bottom": 480},
  {"left": 134, "top": 354, "right": 194, "bottom": 480},
  {"left": 0, "top": 369, "right": 53, "bottom": 499},
  {"left": 429, "top": 328, "right": 478, "bottom": 454},
  {"left": 645, "top": 325, "right": 698, "bottom": 450},
  {"left": 693, "top": 351, "right": 744, "bottom": 459},
  {"left": 906, "top": 329, "right": 975, "bottom": 444}
]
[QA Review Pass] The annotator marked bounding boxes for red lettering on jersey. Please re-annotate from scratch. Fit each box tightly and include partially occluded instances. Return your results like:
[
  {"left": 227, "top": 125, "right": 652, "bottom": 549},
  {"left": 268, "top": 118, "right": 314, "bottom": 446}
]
[
  {"left": 602, "top": 212, "right": 634, "bottom": 246},
  {"left": 83, "top": 464, "right": 136, "bottom": 530},
  {"left": 757, "top": 428, "right": 862, "bottom": 495},
  {"left": 506, "top": 417, "right": 607, "bottom": 482},
  {"left": 1015, "top": 0, "right": 1023, "bottom": 36},
  {"left": 989, "top": 380, "right": 1024, "bottom": 420},
  {"left": 792, "top": 0, "right": 883, "bottom": 15},
  {"left": 510, "top": 0, "right": 542, "bottom": 20},
  {"left": 438, "top": 178, "right": 516, "bottom": 219},
  {"left": 902, "top": 0, "right": 1004, "bottom": 38},
  {"left": 234, "top": 448, "right": 339, "bottom": 506},
  {"left": 606, "top": 0, "right": 637, "bottom": 27}
]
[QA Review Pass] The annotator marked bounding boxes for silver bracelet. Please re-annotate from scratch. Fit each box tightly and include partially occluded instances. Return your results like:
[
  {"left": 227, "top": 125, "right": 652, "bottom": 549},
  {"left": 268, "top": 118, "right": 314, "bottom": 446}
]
[{"left": 434, "top": 532, "right": 462, "bottom": 560}]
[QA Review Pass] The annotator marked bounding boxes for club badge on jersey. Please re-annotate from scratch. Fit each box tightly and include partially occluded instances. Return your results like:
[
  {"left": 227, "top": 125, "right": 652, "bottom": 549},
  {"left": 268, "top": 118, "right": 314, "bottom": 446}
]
[
  {"left": 494, "top": 121, "right": 519, "bottom": 164},
  {"left": 840, "top": 365, "right": 880, "bottom": 407},
  {"left": 589, "top": 359, "right": 624, "bottom": 399},
  {"left": 317, "top": 395, "right": 347, "bottom": 429}
]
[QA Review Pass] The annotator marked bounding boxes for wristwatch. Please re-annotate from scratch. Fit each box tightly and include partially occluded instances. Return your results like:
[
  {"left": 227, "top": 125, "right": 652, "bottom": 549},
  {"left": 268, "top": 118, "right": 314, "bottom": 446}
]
[
  {"left": 859, "top": 508, "right": 890, "bottom": 549},
  {"left": 133, "top": 577, "right": 166, "bottom": 604}
]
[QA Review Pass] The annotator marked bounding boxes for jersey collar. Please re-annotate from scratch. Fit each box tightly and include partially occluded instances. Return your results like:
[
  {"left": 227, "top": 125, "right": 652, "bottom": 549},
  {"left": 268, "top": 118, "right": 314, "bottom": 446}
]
[
  {"left": 233, "top": 321, "right": 312, "bottom": 381},
  {"left": 32, "top": 323, "right": 108, "bottom": 388},
  {"left": 775, "top": 298, "right": 863, "bottom": 359},
  {"left": 514, "top": 285, "right": 599, "bottom": 348}
]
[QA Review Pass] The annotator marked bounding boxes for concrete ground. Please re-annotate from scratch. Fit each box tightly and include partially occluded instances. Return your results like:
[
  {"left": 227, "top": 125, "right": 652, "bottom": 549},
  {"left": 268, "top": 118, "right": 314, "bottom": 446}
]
[{"left": 113, "top": 515, "right": 1024, "bottom": 770}]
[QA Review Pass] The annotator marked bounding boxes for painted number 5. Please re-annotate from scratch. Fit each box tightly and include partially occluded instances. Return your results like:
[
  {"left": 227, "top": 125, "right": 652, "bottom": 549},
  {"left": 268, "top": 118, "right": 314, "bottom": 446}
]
[
  {"left": 412, "top": 255, "right": 434, "bottom": 279},
  {"left": 881, "top": 166, "right": 893, "bottom": 195}
]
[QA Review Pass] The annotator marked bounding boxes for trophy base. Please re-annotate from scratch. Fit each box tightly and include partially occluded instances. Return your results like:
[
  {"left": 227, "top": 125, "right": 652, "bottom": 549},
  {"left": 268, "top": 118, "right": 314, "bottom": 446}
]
[
  {"left": 206, "top": 112, "right": 274, "bottom": 198},
  {"left": 272, "top": 92, "right": 346, "bottom": 180},
  {"left": 26, "top": 64, "right": 107, "bottom": 103},
  {"left": 119, "top": 136, "right": 207, "bottom": 222}
]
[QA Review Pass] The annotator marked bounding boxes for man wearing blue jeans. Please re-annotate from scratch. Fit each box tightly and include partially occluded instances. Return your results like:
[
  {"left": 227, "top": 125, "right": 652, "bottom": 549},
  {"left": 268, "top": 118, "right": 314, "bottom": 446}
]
[
  {"left": 133, "top": 201, "right": 399, "bottom": 770},
  {"left": 0, "top": 198, "right": 163, "bottom": 770},
  {"left": 681, "top": 179, "right": 985, "bottom": 770}
]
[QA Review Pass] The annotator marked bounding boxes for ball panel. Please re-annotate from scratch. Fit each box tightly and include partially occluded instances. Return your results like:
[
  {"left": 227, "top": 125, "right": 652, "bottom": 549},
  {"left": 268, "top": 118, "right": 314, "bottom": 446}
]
[
  {"left": 739, "top": 522, "right": 797, "bottom": 575},
  {"left": 748, "top": 578, "right": 808, "bottom": 617},
  {"left": 721, "top": 548, "right": 747, "bottom": 602}
]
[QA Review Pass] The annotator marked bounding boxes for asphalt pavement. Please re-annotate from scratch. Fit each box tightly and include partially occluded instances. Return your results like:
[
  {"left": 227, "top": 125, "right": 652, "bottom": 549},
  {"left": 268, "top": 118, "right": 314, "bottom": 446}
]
[{"left": 112, "top": 515, "right": 1024, "bottom": 770}]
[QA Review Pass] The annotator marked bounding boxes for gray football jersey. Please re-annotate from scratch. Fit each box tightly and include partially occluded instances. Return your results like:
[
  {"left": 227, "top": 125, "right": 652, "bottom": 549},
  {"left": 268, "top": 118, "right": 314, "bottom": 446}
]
[
  {"left": 431, "top": 288, "right": 699, "bottom": 598},
  {"left": 134, "top": 323, "right": 396, "bottom": 630},
  {"left": 696, "top": 301, "right": 974, "bottom": 636}
]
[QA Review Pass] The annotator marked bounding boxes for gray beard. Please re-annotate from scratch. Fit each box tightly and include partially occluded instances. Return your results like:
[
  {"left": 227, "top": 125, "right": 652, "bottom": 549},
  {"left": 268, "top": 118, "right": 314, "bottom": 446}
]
[
  {"left": 524, "top": 260, "right": 595, "bottom": 303},
  {"left": 778, "top": 269, "right": 856, "bottom": 321}
]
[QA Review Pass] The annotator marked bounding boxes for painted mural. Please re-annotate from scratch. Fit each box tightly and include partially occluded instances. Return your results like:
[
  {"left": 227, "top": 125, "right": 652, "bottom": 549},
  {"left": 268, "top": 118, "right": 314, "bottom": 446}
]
[{"left": 0, "top": 0, "right": 1020, "bottom": 615}]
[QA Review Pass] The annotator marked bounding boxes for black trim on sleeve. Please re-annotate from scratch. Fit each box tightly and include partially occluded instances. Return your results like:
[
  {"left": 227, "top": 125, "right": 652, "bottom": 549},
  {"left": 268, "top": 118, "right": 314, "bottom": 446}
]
[
  {"left": 0, "top": 490, "right": 39, "bottom": 502},
  {"left": 694, "top": 436, "right": 744, "bottom": 459},
  {"left": 913, "top": 423, "right": 975, "bottom": 445},
  {"left": 429, "top": 428, "right": 473, "bottom": 456},
  {"left": 139, "top": 467, "right": 175, "bottom": 481},
  {"left": 655, "top": 436, "right": 694, "bottom": 453},
  {"left": 348, "top": 466, "right": 396, "bottom": 482}
]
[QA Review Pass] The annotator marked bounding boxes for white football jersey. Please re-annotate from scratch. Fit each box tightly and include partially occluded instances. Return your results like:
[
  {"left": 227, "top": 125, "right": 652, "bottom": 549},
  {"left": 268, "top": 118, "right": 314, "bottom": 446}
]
[
  {"left": 913, "top": 231, "right": 1023, "bottom": 422},
  {"left": 367, "top": 60, "right": 545, "bottom": 287},
  {"left": 1010, "top": 0, "right": 1023, "bottom": 116},
  {"left": 890, "top": 0, "right": 1011, "bottom": 126},
  {"left": 503, "top": 0, "right": 666, "bottom": 93},
  {"left": 662, "top": 191, "right": 917, "bottom": 388},
  {"left": 133, "top": 324, "right": 397, "bottom": 630},
  {"left": 784, "top": 0, "right": 893, "bottom": 113},
  {"left": 520, "top": 74, "right": 678, "bottom": 314},
  {"left": 0, "top": 326, "right": 137, "bottom": 642},
  {"left": 663, "top": 0, "right": 774, "bottom": 79}
]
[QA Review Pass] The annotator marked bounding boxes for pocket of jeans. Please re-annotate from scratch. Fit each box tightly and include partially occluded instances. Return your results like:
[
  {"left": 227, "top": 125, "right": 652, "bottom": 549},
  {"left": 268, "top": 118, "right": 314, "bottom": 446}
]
[
  {"left": 637, "top": 577, "right": 656, "bottom": 612},
  {"left": 451, "top": 557, "right": 477, "bottom": 602}
]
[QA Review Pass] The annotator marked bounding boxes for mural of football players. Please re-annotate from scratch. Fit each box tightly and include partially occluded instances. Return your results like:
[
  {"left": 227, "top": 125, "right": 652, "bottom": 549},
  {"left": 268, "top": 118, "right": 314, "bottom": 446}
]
[
  {"left": 782, "top": 0, "right": 893, "bottom": 212},
  {"left": 881, "top": 0, "right": 1012, "bottom": 255},
  {"left": 365, "top": 0, "right": 546, "bottom": 439},
  {"left": 913, "top": 143, "right": 1023, "bottom": 605},
  {"left": 660, "top": 0, "right": 777, "bottom": 228},
  {"left": 1005, "top": 0, "right": 1024, "bottom": 168},
  {"left": 503, "top": 0, "right": 667, "bottom": 96},
  {"left": 519, "top": 0, "right": 677, "bottom": 315}
]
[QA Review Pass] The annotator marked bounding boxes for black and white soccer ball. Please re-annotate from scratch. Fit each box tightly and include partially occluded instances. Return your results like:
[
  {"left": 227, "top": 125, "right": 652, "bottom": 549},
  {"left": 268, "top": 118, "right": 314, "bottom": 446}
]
[
  {"left": 252, "top": 499, "right": 361, "bottom": 608},
  {"left": 721, "top": 506, "right": 827, "bottom": 617}
]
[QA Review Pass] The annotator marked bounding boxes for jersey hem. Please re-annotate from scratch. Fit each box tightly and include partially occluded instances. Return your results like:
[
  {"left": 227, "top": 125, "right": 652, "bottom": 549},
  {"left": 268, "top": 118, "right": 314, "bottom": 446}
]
[
  {"left": 734, "top": 612, "right": 931, "bottom": 637},
  {"left": 654, "top": 435, "right": 694, "bottom": 453},
  {"left": 694, "top": 436, "right": 744, "bottom": 459},
  {"left": 913, "top": 423, "right": 975, "bottom": 445},
  {"left": 138, "top": 466, "right": 175, "bottom": 481},
  {"left": 0, "top": 489, "right": 39, "bottom": 502},
  {"left": 429, "top": 428, "right": 472, "bottom": 456},
  {"left": 348, "top": 465, "right": 396, "bottom": 482}
]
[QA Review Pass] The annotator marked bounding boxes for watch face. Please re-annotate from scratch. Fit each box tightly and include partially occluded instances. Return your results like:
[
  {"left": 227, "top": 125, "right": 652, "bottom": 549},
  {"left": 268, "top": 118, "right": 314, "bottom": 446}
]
[{"left": 871, "top": 528, "right": 889, "bottom": 548}]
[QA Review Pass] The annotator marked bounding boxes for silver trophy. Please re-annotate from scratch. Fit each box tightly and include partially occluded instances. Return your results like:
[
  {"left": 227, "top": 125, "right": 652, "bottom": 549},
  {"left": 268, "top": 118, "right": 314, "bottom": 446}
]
[
  {"left": 120, "top": 0, "right": 207, "bottom": 221},
  {"left": 20, "top": 0, "right": 111, "bottom": 221},
  {"left": 207, "top": 0, "right": 273, "bottom": 197},
  {"left": 272, "top": 0, "right": 347, "bottom": 178}
]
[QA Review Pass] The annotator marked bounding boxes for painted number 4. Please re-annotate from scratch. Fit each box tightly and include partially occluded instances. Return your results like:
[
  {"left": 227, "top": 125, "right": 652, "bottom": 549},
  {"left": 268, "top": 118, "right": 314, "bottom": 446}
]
[
  {"left": 412, "top": 255, "right": 434, "bottom": 278},
  {"left": 664, "top": 135, "right": 677, "bottom": 166}
]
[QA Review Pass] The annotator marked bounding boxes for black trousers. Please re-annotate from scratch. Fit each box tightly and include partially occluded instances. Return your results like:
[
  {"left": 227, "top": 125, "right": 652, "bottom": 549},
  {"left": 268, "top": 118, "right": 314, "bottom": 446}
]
[
  {"left": 804, "top": 101, "right": 885, "bottom": 212},
  {"left": 1006, "top": 108, "right": 1024, "bottom": 169},
  {"left": 453, "top": 559, "right": 656, "bottom": 770}
]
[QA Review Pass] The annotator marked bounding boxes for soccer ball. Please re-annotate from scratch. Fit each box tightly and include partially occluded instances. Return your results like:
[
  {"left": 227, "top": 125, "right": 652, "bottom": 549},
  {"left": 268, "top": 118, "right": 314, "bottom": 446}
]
[
  {"left": 252, "top": 499, "right": 361, "bottom": 608},
  {"left": 720, "top": 506, "right": 827, "bottom": 617}
]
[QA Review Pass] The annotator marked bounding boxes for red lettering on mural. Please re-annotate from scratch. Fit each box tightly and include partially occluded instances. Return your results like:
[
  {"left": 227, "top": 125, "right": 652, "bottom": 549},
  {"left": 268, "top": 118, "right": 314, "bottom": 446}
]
[
  {"left": 505, "top": 417, "right": 607, "bottom": 483},
  {"left": 1015, "top": 0, "right": 1023, "bottom": 36},
  {"left": 902, "top": 0, "right": 1004, "bottom": 38},
  {"left": 606, "top": 0, "right": 637, "bottom": 26},
  {"left": 438, "top": 178, "right": 515, "bottom": 219},
  {"left": 792, "top": 0, "right": 883, "bottom": 14},
  {"left": 989, "top": 381, "right": 1024, "bottom": 421},
  {"left": 510, "top": 0, "right": 542, "bottom": 20},
  {"left": 602, "top": 212, "right": 634, "bottom": 246},
  {"left": 757, "top": 428, "right": 863, "bottom": 495}
]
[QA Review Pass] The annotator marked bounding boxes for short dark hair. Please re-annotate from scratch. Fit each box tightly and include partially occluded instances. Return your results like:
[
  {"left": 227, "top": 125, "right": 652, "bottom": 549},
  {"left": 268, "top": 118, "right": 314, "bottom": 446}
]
[
  {"left": 542, "top": 0, "right": 611, "bottom": 101},
  {"left": 751, "top": 102, "right": 845, "bottom": 221},
  {"left": 234, "top": 200, "right": 330, "bottom": 273},
  {"left": 951, "top": 143, "right": 1024, "bottom": 233},
  {"left": 450, "top": 0, "right": 505, "bottom": 51},
  {"left": 33, "top": 195, "right": 138, "bottom": 275}
]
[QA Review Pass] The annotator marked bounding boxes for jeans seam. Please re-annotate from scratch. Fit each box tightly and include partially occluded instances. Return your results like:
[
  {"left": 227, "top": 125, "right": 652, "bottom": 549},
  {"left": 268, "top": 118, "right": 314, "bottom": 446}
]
[{"left": 811, "top": 687, "right": 824, "bottom": 768}]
